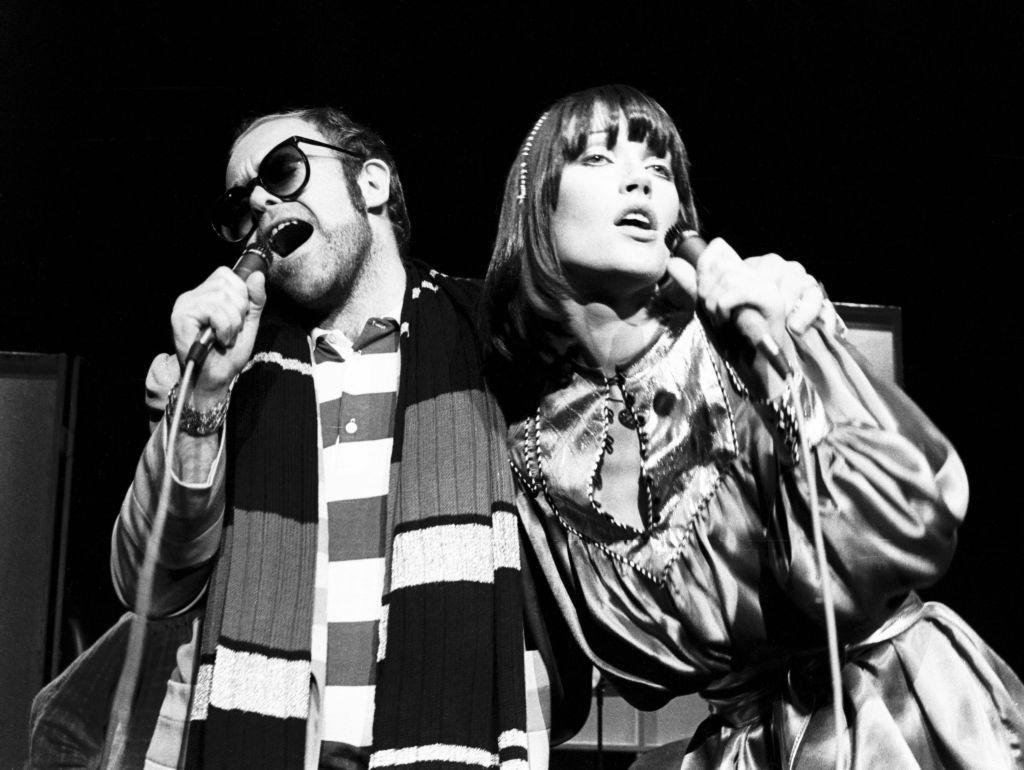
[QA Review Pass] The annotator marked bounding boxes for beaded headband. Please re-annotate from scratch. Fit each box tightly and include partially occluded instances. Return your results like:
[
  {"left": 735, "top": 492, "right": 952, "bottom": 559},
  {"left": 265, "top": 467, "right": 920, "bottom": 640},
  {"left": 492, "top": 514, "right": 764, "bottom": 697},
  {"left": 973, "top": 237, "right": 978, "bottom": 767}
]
[{"left": 516, "top": 111, "right": 549, "bottom": 204}]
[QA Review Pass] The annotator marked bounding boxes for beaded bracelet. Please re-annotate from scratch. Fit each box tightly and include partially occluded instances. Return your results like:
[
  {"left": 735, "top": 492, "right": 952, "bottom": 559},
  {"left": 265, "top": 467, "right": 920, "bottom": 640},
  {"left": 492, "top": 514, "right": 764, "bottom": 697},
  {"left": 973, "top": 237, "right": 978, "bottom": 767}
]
[{"left": 165, "top": 379, "right": 233, "bottom": 437}]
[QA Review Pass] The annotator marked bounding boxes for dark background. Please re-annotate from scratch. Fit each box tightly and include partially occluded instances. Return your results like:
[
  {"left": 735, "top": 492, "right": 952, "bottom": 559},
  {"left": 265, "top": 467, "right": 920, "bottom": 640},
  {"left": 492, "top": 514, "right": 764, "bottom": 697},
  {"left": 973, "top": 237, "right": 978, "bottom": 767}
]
[{"left": 3, "top": 1, "right": 1023, "bottom": 682}]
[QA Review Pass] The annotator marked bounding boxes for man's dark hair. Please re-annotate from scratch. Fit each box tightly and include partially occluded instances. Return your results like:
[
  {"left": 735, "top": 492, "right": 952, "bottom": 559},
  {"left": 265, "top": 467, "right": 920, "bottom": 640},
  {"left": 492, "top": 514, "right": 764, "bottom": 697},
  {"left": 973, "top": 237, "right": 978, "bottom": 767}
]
[{"left": 233, "top": 107, "right": 412, "bottom": 254}]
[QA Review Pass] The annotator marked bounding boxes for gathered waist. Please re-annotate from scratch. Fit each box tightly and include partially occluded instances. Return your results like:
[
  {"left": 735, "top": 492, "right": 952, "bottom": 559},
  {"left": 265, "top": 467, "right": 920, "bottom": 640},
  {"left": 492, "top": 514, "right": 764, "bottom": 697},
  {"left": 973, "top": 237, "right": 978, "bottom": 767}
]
[{"left": 700, "top": 592, "right": 927, "bottom": 728}]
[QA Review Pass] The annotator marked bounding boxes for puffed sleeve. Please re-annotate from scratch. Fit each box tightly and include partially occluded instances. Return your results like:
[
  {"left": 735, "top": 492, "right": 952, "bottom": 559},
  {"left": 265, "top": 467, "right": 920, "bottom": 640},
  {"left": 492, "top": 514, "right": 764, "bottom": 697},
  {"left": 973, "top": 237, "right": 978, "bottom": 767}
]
[{"left": 755, "top": 304, "right": 968, "bottom": 634}]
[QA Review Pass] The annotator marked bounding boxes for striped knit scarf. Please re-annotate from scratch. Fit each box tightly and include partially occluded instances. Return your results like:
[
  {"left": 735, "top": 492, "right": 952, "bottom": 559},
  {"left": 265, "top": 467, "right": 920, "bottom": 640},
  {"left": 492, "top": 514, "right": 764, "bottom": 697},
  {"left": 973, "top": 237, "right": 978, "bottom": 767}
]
[{"left": 184, "top": 262, "right": 526, "bottom": 769}]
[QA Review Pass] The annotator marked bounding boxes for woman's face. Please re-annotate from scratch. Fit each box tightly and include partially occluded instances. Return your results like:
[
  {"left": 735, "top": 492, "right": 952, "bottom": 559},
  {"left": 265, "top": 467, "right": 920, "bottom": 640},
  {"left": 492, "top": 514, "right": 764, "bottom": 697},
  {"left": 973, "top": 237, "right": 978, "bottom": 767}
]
[{"left": 550, "top": 115, "right": 681, "bottom": 305}]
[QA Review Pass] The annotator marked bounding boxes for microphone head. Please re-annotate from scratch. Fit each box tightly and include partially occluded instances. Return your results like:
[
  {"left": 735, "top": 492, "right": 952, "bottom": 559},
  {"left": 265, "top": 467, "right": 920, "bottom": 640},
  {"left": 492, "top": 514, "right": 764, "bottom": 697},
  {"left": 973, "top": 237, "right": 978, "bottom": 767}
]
[
  {"left": 664, "top": 220, "right": 685, "bottom": 252},
  {"left": 664, "top": 222, "right": 705, "bottom": 266},
  {"left": 232, "top": 241, "right": 272, "bottom": 280}
]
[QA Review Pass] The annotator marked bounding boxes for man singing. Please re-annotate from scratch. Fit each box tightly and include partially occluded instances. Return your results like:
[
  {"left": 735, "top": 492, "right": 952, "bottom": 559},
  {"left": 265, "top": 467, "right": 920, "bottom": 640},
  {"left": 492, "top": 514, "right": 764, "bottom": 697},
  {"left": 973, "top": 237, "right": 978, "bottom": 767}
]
[{"left": 107, "top": 107, "right": 579, "bottom": 769}]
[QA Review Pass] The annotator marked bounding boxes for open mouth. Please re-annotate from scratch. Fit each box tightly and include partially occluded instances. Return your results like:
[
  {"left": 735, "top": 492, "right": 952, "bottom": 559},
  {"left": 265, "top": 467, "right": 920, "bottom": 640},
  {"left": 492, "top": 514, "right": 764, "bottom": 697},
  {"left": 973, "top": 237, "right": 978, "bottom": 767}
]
[
  {"left": 268, "top": 220, "right": 314, "bottom": 257},
  {"left": 615, "top": 210, "right": 655, "bottom": 230}
]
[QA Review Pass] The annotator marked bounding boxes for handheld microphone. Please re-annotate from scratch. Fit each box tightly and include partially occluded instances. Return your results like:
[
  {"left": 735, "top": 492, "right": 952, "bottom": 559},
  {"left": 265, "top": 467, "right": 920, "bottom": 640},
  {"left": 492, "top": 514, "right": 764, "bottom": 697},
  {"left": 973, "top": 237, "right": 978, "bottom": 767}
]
[
  {"left": 666, "top": 225, "right": 793, "bottom": 379},
  {"left": 665, "top": 227, "right": 842, "bottom": 769},
  {"left": 185, "top": 241, "right": 272, "bottom": 368}
]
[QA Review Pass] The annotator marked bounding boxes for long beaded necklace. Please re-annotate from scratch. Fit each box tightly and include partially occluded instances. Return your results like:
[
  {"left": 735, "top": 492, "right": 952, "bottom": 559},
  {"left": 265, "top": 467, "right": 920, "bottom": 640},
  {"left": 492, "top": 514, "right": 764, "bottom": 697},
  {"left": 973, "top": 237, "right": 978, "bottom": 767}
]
[{"left": 524, "top": 371, "right": 658, "bottom": 535}]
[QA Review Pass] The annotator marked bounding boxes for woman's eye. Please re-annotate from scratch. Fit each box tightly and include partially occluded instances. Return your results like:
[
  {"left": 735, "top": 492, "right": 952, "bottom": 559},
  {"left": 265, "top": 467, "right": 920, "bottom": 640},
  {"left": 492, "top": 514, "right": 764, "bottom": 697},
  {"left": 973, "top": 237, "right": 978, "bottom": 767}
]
[
  {"left": 581, "top": 152, "right": 611, "bottom": 165},
  {"left": 647, "top": 162, "right": 673, "bottom": 179}
]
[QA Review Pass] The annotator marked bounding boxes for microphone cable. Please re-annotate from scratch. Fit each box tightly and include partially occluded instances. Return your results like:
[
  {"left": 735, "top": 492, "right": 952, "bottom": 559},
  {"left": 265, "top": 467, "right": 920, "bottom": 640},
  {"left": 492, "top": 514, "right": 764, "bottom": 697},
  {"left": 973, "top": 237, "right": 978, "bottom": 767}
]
[
  {"left": 100, "top": 357, "right": 199, "bottom": 769},
  {"left": 792, "top": 374, "right": 845, "bottom": 770},
  {"left": 100, "top": 242, "right": 269, "bottom": 768},
  {"left": 667, "top": 227, "right": 844, "bottom": 769}
]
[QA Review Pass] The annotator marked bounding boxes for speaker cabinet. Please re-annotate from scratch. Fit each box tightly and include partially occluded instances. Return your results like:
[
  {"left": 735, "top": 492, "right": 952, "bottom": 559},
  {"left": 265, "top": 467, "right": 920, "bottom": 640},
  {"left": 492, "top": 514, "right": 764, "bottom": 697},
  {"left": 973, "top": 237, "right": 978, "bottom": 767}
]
[
  {"left": 554, "top": 303, "right": 903, "bottom": 762},
  {"left": 0, "top": 352, "right": 78, "bottom": 768},
  {"left": 833, "top": 302, "right": 902, "bottom": 386}
]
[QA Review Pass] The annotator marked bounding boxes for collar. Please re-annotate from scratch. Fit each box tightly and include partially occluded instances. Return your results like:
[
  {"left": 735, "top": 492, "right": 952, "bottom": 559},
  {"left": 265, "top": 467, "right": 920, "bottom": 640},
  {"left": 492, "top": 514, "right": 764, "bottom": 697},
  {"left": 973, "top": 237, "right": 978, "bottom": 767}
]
[{"left": 311, "top": 316, "right": 400, "bottom": 356}]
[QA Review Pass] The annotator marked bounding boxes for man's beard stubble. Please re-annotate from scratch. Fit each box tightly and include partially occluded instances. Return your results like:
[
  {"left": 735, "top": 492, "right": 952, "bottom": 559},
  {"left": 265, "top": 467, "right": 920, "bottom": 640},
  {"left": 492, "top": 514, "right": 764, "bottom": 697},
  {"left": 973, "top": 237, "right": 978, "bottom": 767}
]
[{"left": 268, "top": 210, "right": 374, "bottom": 326}]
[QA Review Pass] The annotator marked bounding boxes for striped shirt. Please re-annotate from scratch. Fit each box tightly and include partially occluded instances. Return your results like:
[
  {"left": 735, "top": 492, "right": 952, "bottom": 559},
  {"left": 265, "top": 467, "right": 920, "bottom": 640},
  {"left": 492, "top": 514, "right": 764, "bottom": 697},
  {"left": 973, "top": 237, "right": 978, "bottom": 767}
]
[
  {"left": 310, "top": 319, "right": 401, "bottom": 764},
  {"left": 310, "top": 319, "right": 551, "bottom": 766}
]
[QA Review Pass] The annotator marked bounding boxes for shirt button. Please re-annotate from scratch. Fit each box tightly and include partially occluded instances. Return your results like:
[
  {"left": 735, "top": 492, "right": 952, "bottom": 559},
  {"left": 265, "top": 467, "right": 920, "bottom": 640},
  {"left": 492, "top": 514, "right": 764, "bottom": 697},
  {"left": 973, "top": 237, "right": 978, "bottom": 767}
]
[{"left": 345, "top": 418, "right": 358, "bottom": 435}]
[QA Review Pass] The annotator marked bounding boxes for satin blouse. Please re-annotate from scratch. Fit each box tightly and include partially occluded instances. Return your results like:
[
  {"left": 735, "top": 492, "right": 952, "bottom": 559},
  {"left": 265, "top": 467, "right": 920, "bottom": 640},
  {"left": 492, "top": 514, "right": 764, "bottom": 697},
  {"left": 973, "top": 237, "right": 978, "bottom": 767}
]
[{"left": 511, "top": 310, "right": 1024, "bottom": 767}]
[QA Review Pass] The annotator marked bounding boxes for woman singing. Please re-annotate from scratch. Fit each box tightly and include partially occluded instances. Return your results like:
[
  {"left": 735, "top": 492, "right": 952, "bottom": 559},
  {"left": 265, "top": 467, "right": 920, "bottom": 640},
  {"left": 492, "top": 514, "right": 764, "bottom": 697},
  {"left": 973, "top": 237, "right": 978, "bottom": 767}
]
[{"left": 483, "top": 84, "right": 1024, "bottom": 767}]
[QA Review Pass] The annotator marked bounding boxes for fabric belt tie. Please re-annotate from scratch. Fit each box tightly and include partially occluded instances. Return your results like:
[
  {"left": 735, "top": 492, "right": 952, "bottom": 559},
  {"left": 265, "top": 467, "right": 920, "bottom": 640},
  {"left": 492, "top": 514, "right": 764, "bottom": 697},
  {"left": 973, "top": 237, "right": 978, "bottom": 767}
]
[{"left": 701, "top": 592, "right": 926, "bottom": 729}]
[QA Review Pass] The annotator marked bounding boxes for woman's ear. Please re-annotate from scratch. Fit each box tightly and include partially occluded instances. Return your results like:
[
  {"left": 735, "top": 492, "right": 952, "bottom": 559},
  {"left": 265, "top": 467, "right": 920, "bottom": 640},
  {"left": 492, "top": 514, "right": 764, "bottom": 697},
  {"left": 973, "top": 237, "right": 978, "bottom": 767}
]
[{"left": 357, "top": 159, "right": 391, "bottom": 210}]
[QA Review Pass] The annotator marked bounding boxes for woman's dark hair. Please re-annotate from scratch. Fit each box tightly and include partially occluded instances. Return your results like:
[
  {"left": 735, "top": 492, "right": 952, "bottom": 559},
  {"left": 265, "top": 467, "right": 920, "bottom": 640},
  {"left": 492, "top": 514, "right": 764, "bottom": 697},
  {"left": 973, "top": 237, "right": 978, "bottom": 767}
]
[
  {"left": 232, "top": 107, "right": 412, "bottom": 254},
  {"left": 482, "top": 84, "right": 699, "bottom": 411}
]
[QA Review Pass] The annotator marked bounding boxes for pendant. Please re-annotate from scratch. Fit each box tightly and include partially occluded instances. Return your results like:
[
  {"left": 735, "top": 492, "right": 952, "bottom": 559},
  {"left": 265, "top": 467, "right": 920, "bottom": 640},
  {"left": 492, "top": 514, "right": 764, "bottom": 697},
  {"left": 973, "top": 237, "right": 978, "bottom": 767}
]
[{"left": 617, "top": 409, "right": 637, "bottom": 430}]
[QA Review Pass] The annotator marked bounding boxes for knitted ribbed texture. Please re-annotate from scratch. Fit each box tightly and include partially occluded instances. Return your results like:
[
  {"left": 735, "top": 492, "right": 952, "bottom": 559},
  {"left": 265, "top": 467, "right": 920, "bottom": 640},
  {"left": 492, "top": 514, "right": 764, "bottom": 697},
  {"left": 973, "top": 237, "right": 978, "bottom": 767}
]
[{"left": 185, "top": 261, "right": 525, "bottom": 769}]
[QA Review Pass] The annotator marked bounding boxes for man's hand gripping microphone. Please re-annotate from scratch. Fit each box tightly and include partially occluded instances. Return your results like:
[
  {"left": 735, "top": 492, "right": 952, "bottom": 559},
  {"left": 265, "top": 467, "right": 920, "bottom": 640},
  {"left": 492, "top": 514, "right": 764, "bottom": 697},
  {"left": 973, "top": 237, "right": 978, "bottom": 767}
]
[{"left": 184, "top": 242, "right": 272, "bottom": 369}]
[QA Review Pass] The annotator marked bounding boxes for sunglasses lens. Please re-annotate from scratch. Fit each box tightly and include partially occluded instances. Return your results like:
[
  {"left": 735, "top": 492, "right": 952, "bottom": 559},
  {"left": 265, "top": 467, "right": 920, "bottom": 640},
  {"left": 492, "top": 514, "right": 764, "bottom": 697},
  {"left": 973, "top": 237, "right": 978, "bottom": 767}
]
[
  {"left": 210, "top": 141, "right": 310, "bottom": 243},
  {"left": 211, "top": 188, "right": 253, "bottom": 243},
  {"left": 260, "top": 143, "right": 308, "bottom": 198}
]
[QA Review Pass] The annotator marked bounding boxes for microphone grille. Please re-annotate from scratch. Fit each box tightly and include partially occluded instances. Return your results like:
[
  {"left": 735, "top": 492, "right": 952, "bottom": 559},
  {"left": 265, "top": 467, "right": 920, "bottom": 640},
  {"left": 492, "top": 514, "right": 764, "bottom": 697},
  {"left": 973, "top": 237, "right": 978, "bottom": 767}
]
[
  {"left": 665, "top": 222, "right": 700, "bottom": 253},
  {"left": 232, "top": 240, "right": 272, "bottom": 279}
]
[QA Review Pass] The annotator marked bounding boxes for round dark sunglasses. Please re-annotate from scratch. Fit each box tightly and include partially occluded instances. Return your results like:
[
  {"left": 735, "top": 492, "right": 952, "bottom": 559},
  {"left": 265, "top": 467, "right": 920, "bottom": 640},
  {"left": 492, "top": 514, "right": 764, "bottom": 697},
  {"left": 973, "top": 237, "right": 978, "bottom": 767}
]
[{"left": 210, "top": 136, "right": 364, "bottom": 244}]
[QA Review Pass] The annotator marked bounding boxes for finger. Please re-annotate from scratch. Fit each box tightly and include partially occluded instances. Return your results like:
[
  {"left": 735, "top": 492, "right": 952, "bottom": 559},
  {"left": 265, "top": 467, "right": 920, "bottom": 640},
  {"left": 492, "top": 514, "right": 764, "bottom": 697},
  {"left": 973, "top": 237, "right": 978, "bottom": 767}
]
[
  {"left": 700, "top": 260, "right": 777, "bottom": 323},
  {"left": 663, "top": 257, "right": 697, "bottom": 299},
  {"left": 171, "top": 291, "right": 206, "bottom": 341},
  {"left": 772, "top": 259, "right": 810, "bottom": 297},
  {"left": 695, "top": 238, "right": 745, "bottom": 316},
  {"left": 205, "top": 265, "right": 246, "bottom": 293},
  {"left": 210, "top": 306, "right": 241, "bottom": 348},
  {"left": 696, "top": 237, "right": 742, "bottom": 284},
  {"left": 245, "top": 271, "right": 267, "bottom": 316},
  {"left": 210, "top": 286, "right": 249, "bottom": 321},
  {"left": 207, "top": 304, "right": 243, "bottom": 348},
  {"left": 713, "top": 282, "right": 781, "bottom": 327},
  {"left": 209, "top": 264, "right": 242, "bottom": 282},
  {"left": 786, "top": 281, "right": 827, "bottom": 334},
  {"left": 745, "top": 253, "right": 787, "bottom": 276}
]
